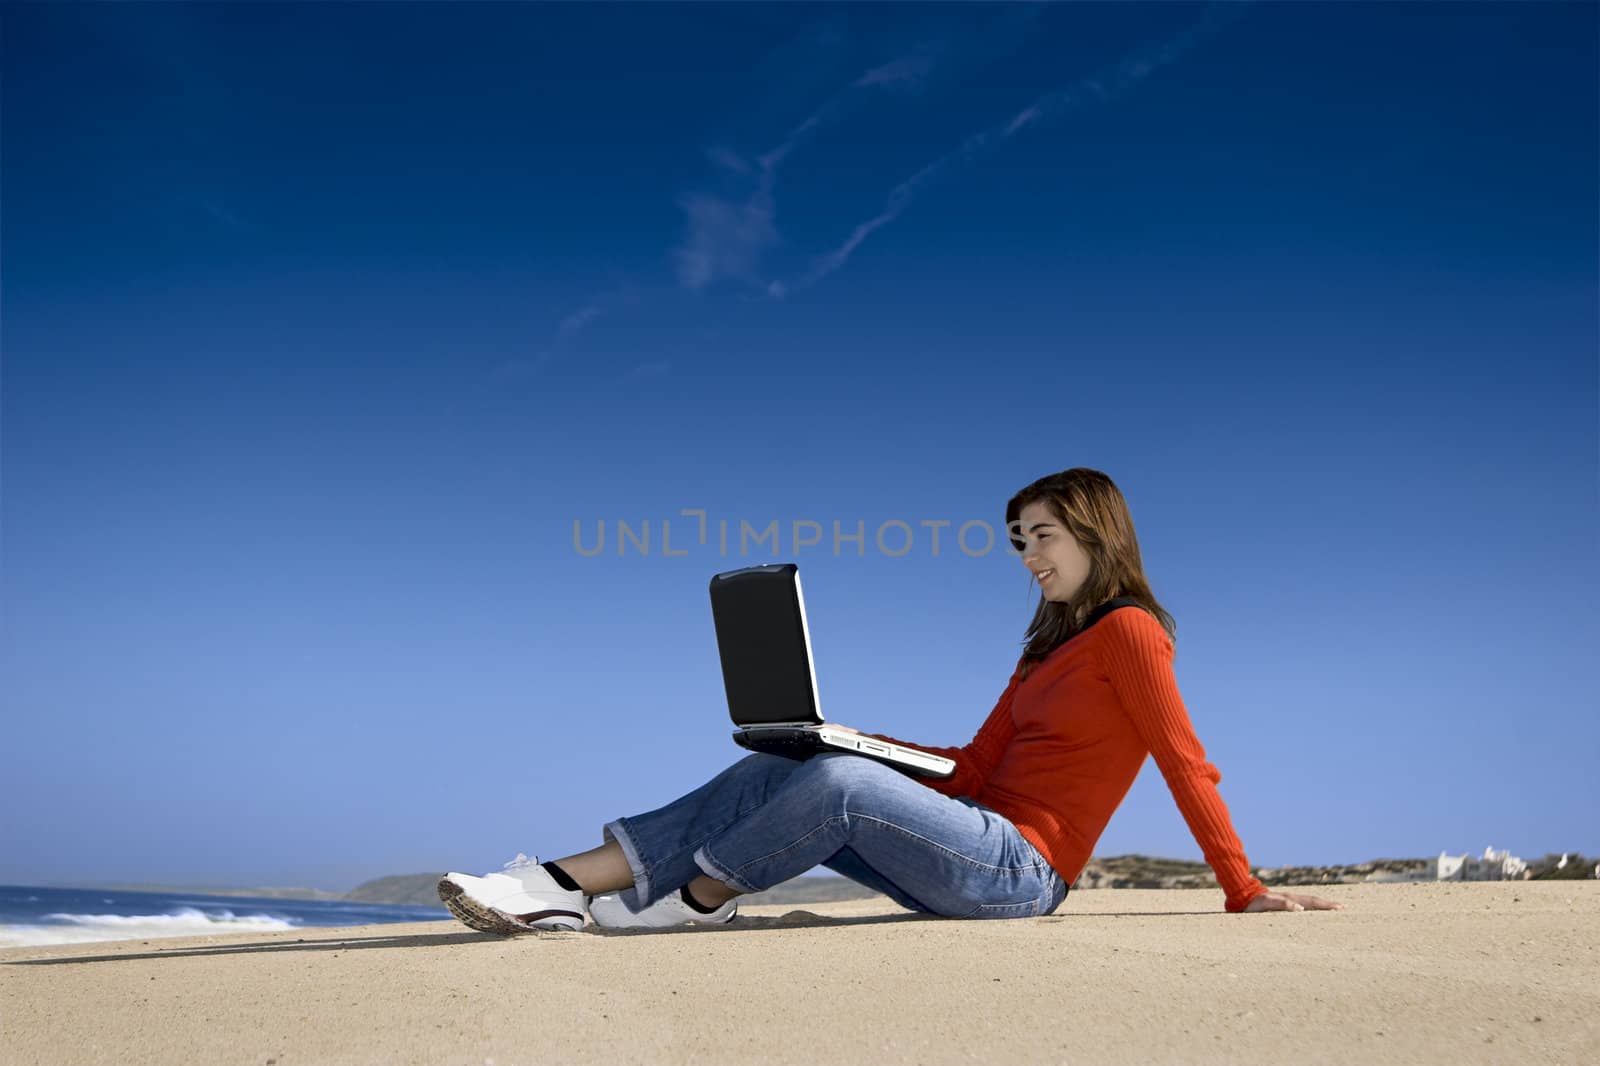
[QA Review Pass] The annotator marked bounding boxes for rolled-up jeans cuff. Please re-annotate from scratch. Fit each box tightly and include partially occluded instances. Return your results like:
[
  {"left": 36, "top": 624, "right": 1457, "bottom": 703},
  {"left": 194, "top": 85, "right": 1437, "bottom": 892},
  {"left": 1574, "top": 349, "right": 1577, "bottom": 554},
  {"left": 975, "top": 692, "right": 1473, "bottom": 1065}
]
[
  {"left": 692, "top": 844, "right": 762, "bottom": 894},
  {"left": 602, "top": 817, "right": 651, "bottom": 910}
]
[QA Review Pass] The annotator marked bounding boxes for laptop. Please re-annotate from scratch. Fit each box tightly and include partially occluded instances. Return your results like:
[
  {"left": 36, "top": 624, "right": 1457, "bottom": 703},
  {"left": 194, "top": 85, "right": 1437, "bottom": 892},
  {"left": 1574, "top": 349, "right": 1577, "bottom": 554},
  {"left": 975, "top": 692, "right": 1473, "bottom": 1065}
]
[{"left": 708, "top": 563, "right": 955, "bottom": 779}]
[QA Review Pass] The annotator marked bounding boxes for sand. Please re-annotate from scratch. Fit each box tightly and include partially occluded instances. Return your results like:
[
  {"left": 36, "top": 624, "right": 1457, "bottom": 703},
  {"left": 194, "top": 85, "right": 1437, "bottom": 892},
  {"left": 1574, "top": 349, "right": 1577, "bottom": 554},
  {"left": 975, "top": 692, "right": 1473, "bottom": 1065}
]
[{"left": 2, "top": 881, "right": 1595, "bottom": 1066}]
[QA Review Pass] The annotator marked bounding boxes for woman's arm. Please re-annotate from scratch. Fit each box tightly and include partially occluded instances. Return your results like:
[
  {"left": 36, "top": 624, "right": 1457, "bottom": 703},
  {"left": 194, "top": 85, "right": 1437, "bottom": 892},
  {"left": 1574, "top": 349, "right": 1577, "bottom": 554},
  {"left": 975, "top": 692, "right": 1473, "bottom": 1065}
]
[
  {"left": 1095, "top": 609, "right": 1271, "bottom": 913},
  {"left": 861, "top": 660, "right": 1027, "bottom": 798}
]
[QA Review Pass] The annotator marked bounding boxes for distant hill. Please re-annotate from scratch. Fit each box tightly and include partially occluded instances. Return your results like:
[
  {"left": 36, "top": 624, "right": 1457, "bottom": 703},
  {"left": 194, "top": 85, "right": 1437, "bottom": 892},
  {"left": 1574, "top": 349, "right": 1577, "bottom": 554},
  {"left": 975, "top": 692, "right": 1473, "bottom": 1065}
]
[
  {"left": 1079, "top": 852, "right": 1599, "bottom": 888},
  {"left": 1074, "top": 855, "right": 1437, "bottom": 890},
  {"left": 344, "top": 875, "right": 448, "bottom": 907},
  {"left": 342, "top": 850, "right": 1594, "bottom": 909},
  {"left": 1524, "top": 852, "right": 1598, "bottom": 880}
]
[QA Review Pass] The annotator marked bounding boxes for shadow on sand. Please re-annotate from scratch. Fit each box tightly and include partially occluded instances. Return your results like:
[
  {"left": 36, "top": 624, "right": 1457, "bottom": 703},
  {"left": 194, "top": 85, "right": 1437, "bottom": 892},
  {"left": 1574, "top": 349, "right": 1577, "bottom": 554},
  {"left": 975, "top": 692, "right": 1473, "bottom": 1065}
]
[{"left": 5, "top": 906, "right": 1222, "bottom": 966}]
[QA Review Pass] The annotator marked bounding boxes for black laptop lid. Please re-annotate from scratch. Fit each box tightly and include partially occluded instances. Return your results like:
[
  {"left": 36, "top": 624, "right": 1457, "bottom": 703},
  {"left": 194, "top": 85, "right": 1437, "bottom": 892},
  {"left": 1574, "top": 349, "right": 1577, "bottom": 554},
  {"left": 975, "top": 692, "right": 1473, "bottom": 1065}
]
[{"left": 708, "top": 563, "right": 823, "bottom": 727}]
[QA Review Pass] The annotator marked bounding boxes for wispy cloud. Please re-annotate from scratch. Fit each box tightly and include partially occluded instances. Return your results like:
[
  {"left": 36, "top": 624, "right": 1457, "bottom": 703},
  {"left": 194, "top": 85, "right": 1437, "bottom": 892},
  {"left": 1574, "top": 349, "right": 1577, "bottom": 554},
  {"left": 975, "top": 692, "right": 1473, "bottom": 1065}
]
[
  {"left": 669, "top": 5, "right": 1061, "bottom": 297},
  {"left": 557, "top": 304, "right": 602, "bottom": 340},
  {"left": 501, "top": 6, "right": 1241, "bottom": 392},
  {"left": 1004, "top": 105, "right": 1042, "bottom": 138},
  {"left": 673, "top": 186, "right": 781, "bottom": 291},
  {"left": 671, "top": 34, "right": 962, "bottom": 294},
  {"left": 706, "top": 145, "right": 753, "bottom": 176},
  {"left": 487, "top": 283, "right": 636, "bottom": 384},
  {"left": 781, "top": 4, "right": 1246, "bottom": 295},
  {"left": 855, "top": 51, "right": 939, "bottom": 91}
]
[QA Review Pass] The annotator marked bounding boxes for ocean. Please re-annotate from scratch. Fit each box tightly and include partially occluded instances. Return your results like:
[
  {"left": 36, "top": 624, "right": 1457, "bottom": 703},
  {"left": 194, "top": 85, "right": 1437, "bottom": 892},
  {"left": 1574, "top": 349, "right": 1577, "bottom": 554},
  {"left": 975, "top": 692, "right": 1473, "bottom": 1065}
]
[{"left": 0, "top": 884, "right": 448, "bottom": 948}]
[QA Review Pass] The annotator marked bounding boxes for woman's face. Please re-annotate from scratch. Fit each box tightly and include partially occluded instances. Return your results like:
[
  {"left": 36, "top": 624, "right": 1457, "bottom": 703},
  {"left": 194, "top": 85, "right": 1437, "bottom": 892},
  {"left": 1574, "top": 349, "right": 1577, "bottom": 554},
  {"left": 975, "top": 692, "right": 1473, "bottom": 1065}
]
[{"left": 1014, "top": 500, "right": 1093, "bottom": 603}]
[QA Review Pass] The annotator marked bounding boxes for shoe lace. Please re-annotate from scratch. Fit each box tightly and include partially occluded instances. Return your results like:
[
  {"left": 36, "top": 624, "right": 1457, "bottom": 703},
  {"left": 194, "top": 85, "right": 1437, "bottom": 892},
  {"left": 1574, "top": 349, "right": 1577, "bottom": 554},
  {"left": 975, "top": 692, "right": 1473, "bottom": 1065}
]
[{"left": 501, "top": 852, "right": 540, "bottom": 872}]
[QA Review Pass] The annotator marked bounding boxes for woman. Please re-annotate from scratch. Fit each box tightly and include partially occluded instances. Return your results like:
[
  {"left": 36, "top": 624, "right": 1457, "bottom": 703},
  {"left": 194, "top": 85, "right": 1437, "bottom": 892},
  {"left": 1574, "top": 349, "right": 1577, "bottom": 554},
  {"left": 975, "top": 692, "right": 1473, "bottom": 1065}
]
[{"left": 440, "top": 467, "right": 1344, "bottom": 933}]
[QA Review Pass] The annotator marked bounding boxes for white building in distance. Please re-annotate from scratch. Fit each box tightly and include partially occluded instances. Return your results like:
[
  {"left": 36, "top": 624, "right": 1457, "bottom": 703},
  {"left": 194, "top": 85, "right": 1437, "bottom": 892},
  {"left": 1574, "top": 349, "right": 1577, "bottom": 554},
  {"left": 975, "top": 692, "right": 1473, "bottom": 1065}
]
[{"left": 1434, "top": 845, "right": 1529, "bottom": 881}]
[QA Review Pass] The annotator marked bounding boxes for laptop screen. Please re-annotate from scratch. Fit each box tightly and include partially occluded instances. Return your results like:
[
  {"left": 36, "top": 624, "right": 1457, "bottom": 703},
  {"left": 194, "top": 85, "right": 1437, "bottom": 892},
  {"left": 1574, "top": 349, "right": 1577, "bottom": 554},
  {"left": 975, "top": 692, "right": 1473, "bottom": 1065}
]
[{"left": 708, "top": 563, "right": 824, "bottom": 727}]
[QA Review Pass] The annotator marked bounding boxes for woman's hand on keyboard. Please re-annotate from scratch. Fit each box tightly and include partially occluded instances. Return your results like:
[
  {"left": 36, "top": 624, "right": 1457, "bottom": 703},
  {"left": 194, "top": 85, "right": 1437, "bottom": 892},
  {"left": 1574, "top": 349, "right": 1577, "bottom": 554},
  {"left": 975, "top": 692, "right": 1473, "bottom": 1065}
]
[{"left": 829, "top": 724, "right": 860, "bottom": 734}]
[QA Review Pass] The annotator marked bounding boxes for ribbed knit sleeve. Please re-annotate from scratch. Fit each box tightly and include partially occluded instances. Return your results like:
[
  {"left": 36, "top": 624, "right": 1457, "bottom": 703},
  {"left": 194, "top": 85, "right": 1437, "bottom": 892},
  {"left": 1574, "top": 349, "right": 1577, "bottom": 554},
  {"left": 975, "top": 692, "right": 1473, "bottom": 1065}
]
[
  {"left": 866, "top": 660, "right": 1026, "bottom": 799},
  {"left": 1096, "top": 610, "right": 1268, "bottom": 913}
]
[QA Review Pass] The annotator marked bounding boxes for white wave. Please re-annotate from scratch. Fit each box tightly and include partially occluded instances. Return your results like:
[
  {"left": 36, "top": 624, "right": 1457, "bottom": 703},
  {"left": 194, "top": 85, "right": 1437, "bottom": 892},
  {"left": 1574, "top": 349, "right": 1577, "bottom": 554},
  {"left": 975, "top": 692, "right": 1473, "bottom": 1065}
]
[{"left": 0, "top": 907, "right": 299, "bottom": 947}]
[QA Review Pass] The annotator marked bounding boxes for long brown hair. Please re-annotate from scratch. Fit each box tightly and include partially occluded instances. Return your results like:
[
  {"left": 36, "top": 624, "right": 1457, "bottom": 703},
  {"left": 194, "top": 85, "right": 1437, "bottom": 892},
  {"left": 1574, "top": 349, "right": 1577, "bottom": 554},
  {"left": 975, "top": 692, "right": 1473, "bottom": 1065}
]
[{"left": 1005, "top": 468, "right": 1177, "bottom": 679}]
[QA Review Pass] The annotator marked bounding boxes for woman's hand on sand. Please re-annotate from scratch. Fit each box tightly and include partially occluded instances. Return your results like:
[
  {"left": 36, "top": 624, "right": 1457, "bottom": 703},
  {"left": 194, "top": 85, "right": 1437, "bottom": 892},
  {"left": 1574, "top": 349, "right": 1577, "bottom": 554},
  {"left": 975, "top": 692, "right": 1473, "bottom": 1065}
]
[{"left": 1244, "top": 890, "right": 1345, "bottom": 912}]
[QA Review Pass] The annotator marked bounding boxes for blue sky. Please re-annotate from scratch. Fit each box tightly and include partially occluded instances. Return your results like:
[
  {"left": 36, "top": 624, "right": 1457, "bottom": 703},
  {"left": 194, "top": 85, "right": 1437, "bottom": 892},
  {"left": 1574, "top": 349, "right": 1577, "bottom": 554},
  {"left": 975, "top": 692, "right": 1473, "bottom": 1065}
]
[{"left": 3, "top": 2, "right": 1595, "bottom": 892}]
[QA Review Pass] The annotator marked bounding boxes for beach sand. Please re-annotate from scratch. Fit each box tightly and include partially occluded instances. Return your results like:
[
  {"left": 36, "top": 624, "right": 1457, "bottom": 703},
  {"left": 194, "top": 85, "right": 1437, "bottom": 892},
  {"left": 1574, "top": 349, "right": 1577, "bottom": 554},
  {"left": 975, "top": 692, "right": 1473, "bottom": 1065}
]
[{"left": 2, "top": 881, "right": 1595, "bottom": 1066}]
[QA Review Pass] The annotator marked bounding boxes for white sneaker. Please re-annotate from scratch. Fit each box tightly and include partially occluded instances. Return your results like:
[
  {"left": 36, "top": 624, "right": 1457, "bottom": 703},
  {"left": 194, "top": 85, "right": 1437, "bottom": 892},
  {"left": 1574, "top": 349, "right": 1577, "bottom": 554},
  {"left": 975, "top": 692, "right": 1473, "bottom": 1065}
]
[
  {"left": 437, "top": 853, "right": 588, "bottom": 934},
  {"left": 589, "top": 887, "right": 737, "bottom": 929}
]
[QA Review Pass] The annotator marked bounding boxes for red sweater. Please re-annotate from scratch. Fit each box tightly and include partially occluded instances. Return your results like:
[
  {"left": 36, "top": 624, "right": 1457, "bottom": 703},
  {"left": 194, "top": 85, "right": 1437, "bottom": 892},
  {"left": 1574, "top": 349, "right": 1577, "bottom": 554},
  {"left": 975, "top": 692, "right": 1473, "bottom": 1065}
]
[{"left": 869, "top": 606, "right": 1270, "bottom": 913}]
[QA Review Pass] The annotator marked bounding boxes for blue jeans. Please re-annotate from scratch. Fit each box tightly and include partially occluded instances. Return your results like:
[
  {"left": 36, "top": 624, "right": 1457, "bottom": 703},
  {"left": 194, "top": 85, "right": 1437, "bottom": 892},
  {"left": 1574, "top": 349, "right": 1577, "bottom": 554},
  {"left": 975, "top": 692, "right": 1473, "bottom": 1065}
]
[{"left": 603, "top": 751, "right": 1068, "bottom": 920}]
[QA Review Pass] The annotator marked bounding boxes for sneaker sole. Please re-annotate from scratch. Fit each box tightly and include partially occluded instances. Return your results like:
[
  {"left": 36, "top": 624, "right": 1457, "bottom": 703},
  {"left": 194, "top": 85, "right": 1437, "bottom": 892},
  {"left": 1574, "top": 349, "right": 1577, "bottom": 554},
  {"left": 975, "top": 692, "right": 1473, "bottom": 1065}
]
[
  {"left": 590, "top": 902, "right": 739, "bottom": 929},
  {"left": 436, "top": 877, "right": 584, "bottom": 935}
]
